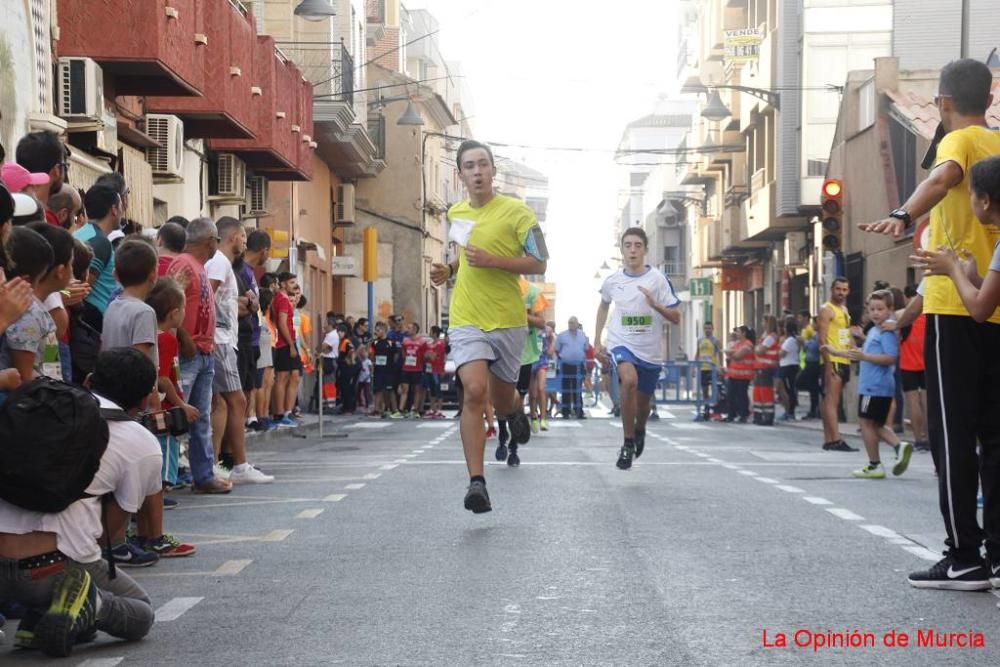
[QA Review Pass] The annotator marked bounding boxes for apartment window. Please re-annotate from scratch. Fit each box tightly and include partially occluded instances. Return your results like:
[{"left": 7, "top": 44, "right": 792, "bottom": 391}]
[
  {"left": 858, "top": 79, "right": 876, "bottom": 132},
  {"left": 807, "top": 159, "right": 828, "bottom": 177},
  {"left": 889, "top": 116, "right": 917, "bottom": 204}
]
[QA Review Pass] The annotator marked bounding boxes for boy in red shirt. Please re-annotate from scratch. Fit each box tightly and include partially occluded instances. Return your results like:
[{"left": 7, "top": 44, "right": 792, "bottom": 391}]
[{"left": 399, "top": 323, "right": 427, "bottom": 417}]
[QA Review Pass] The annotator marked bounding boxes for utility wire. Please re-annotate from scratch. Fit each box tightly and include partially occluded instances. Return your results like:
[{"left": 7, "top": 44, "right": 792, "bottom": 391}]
[
  {"left": 313, "top": 75, "right": 463, "bottom": 99},
  {"left": 310, "top": 30, "right": 441, "bottom": 89}
]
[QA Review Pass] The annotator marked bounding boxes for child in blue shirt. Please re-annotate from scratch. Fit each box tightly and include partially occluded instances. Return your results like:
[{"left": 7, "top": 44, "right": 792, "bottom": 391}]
[{"left": 843, "top": 290, "right": 913, "bottom": 479}]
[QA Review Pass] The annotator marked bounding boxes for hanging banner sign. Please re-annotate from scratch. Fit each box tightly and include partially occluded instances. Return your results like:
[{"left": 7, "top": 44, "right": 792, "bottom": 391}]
[{"left": 725, "top": 29, "right": 762, "bottom": 64}]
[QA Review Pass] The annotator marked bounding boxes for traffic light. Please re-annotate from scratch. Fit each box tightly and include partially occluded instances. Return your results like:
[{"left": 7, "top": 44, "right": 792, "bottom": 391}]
[
  {"left": 820, "top": 179, "right": 844, "bottom": 251},
  {"left": 362, "top": 226, "right": 378, "bottom": 282}
]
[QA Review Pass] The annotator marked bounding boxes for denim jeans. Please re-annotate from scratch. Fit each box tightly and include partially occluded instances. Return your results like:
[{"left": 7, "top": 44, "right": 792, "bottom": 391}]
[
  {"left": 560, "top": 362, "right": 584, "bottom": 415},
  {"left": 58, "top": 342, "right": 72, "bottom": 384},
  {"left": 179, "top": 353, "right": 215, "bottom": 485},
  {"left": 0, "top": 557, "right": 154, "bottom": 641}
]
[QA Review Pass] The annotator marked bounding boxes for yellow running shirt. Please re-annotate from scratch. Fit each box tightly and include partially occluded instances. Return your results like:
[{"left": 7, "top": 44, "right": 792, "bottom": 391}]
[
  {"left": 448, "top": 194, "right": 540, "bottom": 331},
  {"left": 823, "top": 302, "right": 851, "bottom": 364},
  {"left": 924, "top": 126, "right": 1000, "bottom": 323}
]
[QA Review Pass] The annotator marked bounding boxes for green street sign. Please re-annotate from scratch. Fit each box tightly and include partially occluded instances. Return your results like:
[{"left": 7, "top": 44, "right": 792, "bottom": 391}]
[{"left": 689, "top": 277, "right": 713, "bottom": 297}]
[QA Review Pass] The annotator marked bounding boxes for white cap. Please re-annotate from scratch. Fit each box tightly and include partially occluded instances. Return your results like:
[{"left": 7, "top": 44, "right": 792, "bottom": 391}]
[{"left": 108, "top": 229, "right": 125, "bottom": 243}]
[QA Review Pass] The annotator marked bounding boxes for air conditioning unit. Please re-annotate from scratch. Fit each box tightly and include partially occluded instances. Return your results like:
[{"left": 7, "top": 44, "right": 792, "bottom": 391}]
[
  {"left": 58, "top": 57, "right": 104, "bottom": 122},
  {"left": 335, "top": 183, "right": 355, "bottom": 225},
  {"left": 210, "top": 153, "right": 247, "bottom": 201},
  {"left": 246, "top": 176, "right": 269, "bottom": 216},
  {"left": 144, "top": 114, "right": 185, "bottom": 179}
]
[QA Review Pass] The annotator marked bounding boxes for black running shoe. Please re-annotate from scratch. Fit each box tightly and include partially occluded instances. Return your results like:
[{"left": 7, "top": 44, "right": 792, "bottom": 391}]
[
  {"left": 36, "top": 568, "right": 98, "bottom": 657},
  {"left": 908, "top": 555, "right": 991, "bottom": 591},
  {"left": 826, "top": 440, "right": 858, "bottom": 452},
  {"left": 494, "top": 441, "right": 508, "bottom": 461},
  {"left": 464, "top": 480, "right": 492, "bottom": 513},
  {"left": 507, "top": 409, "right": 531, "bottom": 446},
  {"left": 507, "top": 445, "right": 520, "bottom": 467},
  {"left": 634, "top": 430, "right": 646, "bottom": 459},
  {"left": 616, "top": 442, "right": 635, "bottom": 470}
]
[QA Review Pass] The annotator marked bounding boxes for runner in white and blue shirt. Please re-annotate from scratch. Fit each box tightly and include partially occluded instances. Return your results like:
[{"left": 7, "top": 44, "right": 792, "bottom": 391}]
[{"left": 594, "top": 227, "right": 681, "bottom": 470}]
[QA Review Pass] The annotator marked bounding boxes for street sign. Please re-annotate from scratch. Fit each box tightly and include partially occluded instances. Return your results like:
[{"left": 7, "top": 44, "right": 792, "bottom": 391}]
[
  {"left": 332, "top": 256, "right": 358, "bottom": 276},
  {"left": 689, "top": 277, "right": 713, "bottom": 298}
]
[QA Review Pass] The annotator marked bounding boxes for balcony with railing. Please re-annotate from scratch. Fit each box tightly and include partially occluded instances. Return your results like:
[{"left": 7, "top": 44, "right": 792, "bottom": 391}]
[{"left": 661, "top": 261, "right": 687, "bottom": 285}]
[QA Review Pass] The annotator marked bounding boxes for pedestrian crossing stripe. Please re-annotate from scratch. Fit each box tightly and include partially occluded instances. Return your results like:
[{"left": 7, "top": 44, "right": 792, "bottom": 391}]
[{"left": 345, "top": 422, "right": 392, "bottom": 429}]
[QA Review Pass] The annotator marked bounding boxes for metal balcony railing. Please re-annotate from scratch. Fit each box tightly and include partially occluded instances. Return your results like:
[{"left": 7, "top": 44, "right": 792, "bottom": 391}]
[
  {"left": 662, "top": 261, "right": 686, "bottom": 281},
  {"left": 332, "top": 42, "right": 355, "bottom": 107}
]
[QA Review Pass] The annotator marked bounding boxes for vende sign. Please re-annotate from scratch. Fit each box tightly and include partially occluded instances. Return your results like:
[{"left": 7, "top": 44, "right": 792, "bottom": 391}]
[{"left": 332, "top": 256, "right": 358, "bottom": 276}]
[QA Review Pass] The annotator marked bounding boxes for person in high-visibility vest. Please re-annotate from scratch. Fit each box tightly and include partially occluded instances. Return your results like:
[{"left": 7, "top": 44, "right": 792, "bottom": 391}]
[
  {"left": 753, "top": 315, "right": 780, "bottom": 426},
  {"left": 724, "top": 326, "right": 755, "bottom": 422}
]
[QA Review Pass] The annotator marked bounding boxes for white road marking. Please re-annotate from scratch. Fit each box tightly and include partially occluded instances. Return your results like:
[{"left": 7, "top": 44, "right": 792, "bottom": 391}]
[
  {"left": 667, "top": 423, "right": 708, "bottom": 431},
  {"left": 296, "top": 509, "right": 324, "bottom": 519},
  {"left": 379, "top": 464, "right": 399, "bottom": 471},
  {"left": 413, "top": 450, "right": 425, "bottom": 454},
  {"left": 345, "top": 422, "right": 392, "bottom": 429},
  {"left": 214, "top": 559, "right": 253, "bottom": 575},
  {"left": 902, "top": 545, "right": 941, "bottom": 562},
  {"left": 345, "top": 483, "right": 366, "bottom": 490},
  {"left": 261, "top": 529, "right": 294, "bottom": 542},
  {"left": 826, "top": 508, "right": 865, "bottom": 521},
  {"left": 888, "top": 537, "right": 914, "bottom": 545},
  {"left": 363, "top": 473, "right": 382, "bottom": 479},
  {"left": 324, "top": 494, "right": 347, "bottom": 502},
  {"left": 803, "top": 496, "right": 833, "bottom": 505},
  {"left": 775, "top": 485, "right": 805, "bottom": 493},
  {"left": 393, "top": 459, "right": 408, "bottom": 463},
  {"left": 417, "top": 422, "right": 453, "bottom": 428},
  {"left": 738, "top": 470, "right": 759, "bottom": 477},
  {"left": 77, "top": 659, "right": 125, "bottom": 667},
  {"left": 706, "top": 458, "right": 723, "bottom": 463},
  {"left": 693, "top": 453, "right": 711, "bottom": 459},
  {"left": 609, "top": 421, "right": 622, "bottom": 428},
  {"left": 547, "top": 422, "right": 582, "bottom": 428},
  {"left": 755, "top": 477, "right": 780, "bottom": 484},
  {"left": 722, "top": 464, "right": 740, "bottom": 470},
  {"left": 155, "top": 597, "right": 204, "bottom": 622},
  {"left": 402, "top": 454, "right": 418, "bottom": 458},
  {"left": 860, "top": 525, "right": 901, "bottom": 539}
]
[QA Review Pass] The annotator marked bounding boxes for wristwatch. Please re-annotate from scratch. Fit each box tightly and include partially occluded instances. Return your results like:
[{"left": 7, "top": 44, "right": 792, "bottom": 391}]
[{"left": 888, "top": 208, "right": 912, "bottom": 227}]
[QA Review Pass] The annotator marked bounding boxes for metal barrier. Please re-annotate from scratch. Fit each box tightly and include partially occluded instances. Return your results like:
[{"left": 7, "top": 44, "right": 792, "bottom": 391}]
[{"left": 654, "top": 362, "right": 720, "bottom": 420}]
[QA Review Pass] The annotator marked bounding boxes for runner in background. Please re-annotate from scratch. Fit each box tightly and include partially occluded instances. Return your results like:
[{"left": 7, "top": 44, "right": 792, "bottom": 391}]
[{"left": 594, "top": 227, "right": 680, "bottom": 470}]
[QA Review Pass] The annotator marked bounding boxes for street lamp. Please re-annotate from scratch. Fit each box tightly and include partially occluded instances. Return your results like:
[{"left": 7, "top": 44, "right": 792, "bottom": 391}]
[
  {"left": 683, "top": 78, "right": 781, "bottom": 111},
  {"left": 701, "top": 90, "right": 732, "bottom": 122},
  {"left": 369, "top": 95, "right": 425, "bottom": 126},
  {"left": 293, "top": 0, "right": 336, "bottom": 21}
]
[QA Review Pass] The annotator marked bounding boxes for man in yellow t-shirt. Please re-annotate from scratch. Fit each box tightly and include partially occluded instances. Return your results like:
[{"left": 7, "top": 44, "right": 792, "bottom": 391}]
[
  {"left": 430, "top": 140, "right": 549, "bottom": 514},
  {"left": 863, "top": 59, "right": 1000, "bottom": 590}
]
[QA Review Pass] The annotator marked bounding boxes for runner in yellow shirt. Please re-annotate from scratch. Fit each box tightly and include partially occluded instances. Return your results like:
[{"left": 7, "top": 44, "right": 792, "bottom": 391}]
[{"left": 430, "top": 140, "right": 549, "bottom": 514}]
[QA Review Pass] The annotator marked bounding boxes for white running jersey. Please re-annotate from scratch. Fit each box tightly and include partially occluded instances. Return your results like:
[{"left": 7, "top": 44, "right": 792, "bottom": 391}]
[{"left": 599, "top": 266, "right": 680, "bottom": 365}]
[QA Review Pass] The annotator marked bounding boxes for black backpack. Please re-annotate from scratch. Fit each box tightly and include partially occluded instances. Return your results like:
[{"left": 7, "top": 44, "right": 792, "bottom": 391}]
[{"left": 0, "top": 377, "right": 111, "bottom": 513}]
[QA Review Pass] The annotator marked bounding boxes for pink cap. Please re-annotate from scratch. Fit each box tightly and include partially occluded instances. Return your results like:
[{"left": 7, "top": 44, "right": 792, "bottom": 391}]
[{"left": 1, "top": 162, "right": 50, "bottom": 193}]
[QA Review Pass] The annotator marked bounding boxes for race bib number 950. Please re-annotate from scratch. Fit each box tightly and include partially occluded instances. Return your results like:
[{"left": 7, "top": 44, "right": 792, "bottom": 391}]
[{"left": 621, "top": 314, "right": 653, "bottom": 334}]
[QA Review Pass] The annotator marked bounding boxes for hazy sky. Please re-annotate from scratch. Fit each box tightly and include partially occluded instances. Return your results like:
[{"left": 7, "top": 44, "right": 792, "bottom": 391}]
[{"left": 408, "top": 0, "right": 680, "bottom": 334}]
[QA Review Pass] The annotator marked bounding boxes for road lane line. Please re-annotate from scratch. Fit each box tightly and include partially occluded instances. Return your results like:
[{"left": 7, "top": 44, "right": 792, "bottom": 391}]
[
  {"left": 706, "top": 458, "right": 723, "bottom": 463},
  {"left": 77, "top": 659, "right": 125, "bottom": 667},
  {"left": 722, "top": 464, "right": 740, "bottom": 470},
  {"left": 379, "top": 464, "right": 399, "bottom": 471},
  {"left": 296, "top": 509, "right": 324, "bottom": 519},
  {"left": 324, "top": 494, "right": 347, "bottom": 502},
  {"left": 364, "top": 473, "right": 382, "bottom": 479},
  {"left": 261, "top": 529, "right": 294, "bottom": 542},
  {"left": 826, "top": 508, "right": 865, "bottom": 521},
  {"left": 802, "top": 496, "right": 833, "bottom": 505},
  {"left": 755, "top": 477, "right": 780, "bottom": 484},
  {"left": 860, "top": 525, "right": 900, "bottom": 539},
  {"left": 413, "top": 450, "right": 425, "bottom": 454},
  {"left": 155, "top": 597, "right": 204, "bottom": 622},
  {"left": 214, "top": 559, "right": 253, "bottom": 575},
  {"left": 775, "top": 485, "right": 805, "bottom": 493},
  {"left": 902, "top": 545, "right": 941, "bottom": 562},
  {"left": 738, "top": 470, "right": 759, "bottom": 476},
  {"left": 345, "top": 483, "right": 366, "bottom": 489}
]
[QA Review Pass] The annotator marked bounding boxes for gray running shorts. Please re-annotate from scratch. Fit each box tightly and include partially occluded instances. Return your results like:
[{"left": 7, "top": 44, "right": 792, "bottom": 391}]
[{"left": 449, "top": 326, "right": 527, "bottom": 384}]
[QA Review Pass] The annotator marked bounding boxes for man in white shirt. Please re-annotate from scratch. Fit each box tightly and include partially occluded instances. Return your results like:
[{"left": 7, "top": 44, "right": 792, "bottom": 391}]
[
  {"left": 321, "top": 319, "right": 341, "bottom": 391},
  {"left": 0, "top": 348, "right": 160, "bottom": 656},
  {"left": 205, "top": 217, "right": 272, "bottom": 484},
  {"left": 594, "top": 227, "right": 681, "bottom": 470}
]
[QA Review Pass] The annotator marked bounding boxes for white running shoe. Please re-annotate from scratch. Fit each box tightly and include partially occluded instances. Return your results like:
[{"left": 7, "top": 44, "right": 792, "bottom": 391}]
[
  {"left": 229, "top": 464, "right": 275, "bottom": 484},
  {"left": 213, "top": 464, "right": 231, "bottom": 481}
]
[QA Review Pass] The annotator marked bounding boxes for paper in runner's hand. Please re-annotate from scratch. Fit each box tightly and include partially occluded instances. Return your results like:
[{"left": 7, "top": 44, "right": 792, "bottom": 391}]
[{"left": 449, "top": 218, "right": 475, "bottom": 247}]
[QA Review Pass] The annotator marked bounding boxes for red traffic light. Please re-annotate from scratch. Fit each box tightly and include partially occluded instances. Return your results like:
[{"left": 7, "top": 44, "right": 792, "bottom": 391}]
[{"left": 822, "top": 179, "right": 843, "bottom": 198}]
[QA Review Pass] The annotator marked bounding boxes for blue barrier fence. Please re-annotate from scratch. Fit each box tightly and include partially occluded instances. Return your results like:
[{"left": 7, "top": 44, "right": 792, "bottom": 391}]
[{"left": 540, "top": 359, "right": 721, "bottom": 418}]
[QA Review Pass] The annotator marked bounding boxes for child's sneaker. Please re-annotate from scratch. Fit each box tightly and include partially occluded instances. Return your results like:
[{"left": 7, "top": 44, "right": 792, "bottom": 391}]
[{"left": 852, "top": 462, "right": 885, "bottom": 479}]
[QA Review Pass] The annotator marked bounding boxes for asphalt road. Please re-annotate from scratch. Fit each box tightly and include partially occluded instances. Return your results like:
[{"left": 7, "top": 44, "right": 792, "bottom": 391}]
[{"left": 3, "top": 405, "right": 998, "bottom": 666}]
